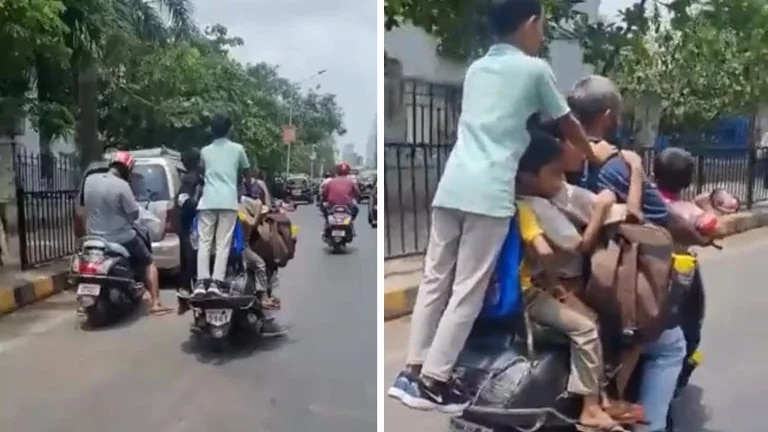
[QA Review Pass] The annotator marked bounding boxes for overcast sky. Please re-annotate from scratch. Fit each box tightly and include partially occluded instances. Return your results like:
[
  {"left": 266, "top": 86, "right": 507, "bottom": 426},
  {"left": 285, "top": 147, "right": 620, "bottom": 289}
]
[
  {"left": 599, "top": 0, "right": 639, "bottom": 17},
  {"left": 192, "top": 0, "right": 376, "bottom": 155}
]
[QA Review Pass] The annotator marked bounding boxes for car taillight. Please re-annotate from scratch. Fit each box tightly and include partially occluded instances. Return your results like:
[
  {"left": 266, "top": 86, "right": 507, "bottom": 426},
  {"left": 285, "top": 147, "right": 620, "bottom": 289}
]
[
  {"left": 165, "top": 207, "right": 176, "bottom": 234},
  {"left": 78, "top": 261, "right": 101, "bottom": 274}
]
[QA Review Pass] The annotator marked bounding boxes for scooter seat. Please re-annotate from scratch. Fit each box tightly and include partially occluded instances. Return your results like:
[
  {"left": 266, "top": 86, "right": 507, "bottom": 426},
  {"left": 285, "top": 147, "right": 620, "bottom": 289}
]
[{"left": 81, "top": 236, "right": 130, "bottom": 258}]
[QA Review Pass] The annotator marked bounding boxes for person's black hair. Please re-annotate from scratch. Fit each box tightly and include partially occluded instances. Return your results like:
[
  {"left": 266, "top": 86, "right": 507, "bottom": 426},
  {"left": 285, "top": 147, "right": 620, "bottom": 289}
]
[
  {"left": 653, "top": 147, "right": 695, "bottom": 193},
  {"left": 210, "top": 113, "right": 232, "bottom": 138},
  {"left": 487, "top": 0, "right": 543, "bottom": 38},
  {"left": 181, "top": 148, "right": 200, "bottom": 171},
  {"left": 539, "top": 119, "right": 563, "bottom": 140},
  {"left": 526, "top": 114, "right": 563, "bottom": 140},
  {"left": 519, "top": 129, "right": 563, "bottom": 175}
]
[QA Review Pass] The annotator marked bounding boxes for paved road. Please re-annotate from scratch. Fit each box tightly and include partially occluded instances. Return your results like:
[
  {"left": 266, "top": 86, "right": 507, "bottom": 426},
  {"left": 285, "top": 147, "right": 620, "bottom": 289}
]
[
  {"left": 0, "top": 205, "right": 377, "bottom": 432},
  {"left": 384, "top": 228, "right": 768, "bottom": 432}
]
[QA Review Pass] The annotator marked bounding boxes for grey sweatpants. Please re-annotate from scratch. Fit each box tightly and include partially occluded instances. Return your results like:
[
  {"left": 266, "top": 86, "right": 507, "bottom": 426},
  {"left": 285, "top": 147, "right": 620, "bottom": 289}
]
[
  {"left": 196, "top": 210, "right": 238, "bottom": 281},
  {"left": 407, "top": 207, "right": 511, "bottom": 381},
  {"left": 244, "top": 248, "right": 280, "bottom": 294}
]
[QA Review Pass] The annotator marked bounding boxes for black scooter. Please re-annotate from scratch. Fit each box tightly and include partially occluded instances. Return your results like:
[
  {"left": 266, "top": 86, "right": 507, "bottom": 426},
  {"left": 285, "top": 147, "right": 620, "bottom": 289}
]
[
  {"left": 69, "top": 234, "right": 147, "bottom": 327},
  {"left": 448, "top": 262, "right": 706, "bottom": 432}
]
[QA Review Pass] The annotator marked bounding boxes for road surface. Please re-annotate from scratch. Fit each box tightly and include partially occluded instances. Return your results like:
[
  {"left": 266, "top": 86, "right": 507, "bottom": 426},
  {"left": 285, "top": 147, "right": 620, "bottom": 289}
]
[
  {"left": 0, "top": 205, "right": 377, "bottom": 432},
  {"left": 384, "top": 227, "right": 768, "bottom": 432}
]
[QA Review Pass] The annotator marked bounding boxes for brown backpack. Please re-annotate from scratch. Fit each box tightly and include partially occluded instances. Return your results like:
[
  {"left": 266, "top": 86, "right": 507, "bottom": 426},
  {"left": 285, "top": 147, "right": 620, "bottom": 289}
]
[
  {"left": 585, "top": 223, "right": 675, "bottom": 395},
  {"left": 250, "top": 213, "right": 296, "bottom": 268}
]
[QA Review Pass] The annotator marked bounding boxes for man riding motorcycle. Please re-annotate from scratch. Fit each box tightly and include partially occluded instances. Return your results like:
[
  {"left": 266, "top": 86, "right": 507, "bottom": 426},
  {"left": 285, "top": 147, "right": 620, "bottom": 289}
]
[
  {"left": 81, "top": 151, "right": 168, "bottom": 315},
  {"left": 321, "top": 163, "right": 361, "bottom": 219}
]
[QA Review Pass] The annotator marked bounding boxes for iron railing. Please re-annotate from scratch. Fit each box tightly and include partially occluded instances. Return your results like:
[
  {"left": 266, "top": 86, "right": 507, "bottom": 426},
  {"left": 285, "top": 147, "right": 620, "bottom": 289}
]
[
  {"left": 384, "top": 143, "right": 768, "bottom": 259},
  {"left": 14, "top": 148, "right": 79, "bottom": 269},
  {"left": 384, "top": 79, "right": 461, "bottom": 258}
]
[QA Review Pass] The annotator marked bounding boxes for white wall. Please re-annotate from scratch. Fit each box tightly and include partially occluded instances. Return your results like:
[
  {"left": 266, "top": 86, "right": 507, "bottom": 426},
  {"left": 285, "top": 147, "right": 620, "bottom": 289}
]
[{"left": 385, "top": 25, "right": 467, "bottom": 85}]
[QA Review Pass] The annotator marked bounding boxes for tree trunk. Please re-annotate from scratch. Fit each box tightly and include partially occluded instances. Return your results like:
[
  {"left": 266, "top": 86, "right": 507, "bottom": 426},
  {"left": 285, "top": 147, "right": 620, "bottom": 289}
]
[{"left": 76, "top": 59, "right": 100, "bottom": 171}]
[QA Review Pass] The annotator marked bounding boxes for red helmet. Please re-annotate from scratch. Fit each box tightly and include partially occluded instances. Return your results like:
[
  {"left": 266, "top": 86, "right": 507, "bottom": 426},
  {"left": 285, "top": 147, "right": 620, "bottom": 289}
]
[
  {"left": 336, "top": 162, "right": 351, "bottom": 176},
  {"left": 109, "top": 150, "right": 136, "bottom": 172}
]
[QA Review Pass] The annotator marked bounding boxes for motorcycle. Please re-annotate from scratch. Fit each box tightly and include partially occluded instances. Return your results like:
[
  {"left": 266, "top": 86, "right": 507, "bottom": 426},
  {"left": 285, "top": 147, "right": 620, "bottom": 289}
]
[
  {"left": 69, "top": 235, "right": 147, "bottom": 327},
  {"left": 69, "top": 198, "right": 162, "bottom": 328},
  {"left": 180, "top": 216, "right": 266, "bottom": 350},
  {"left": 447, "top": 251, "right": 708, "bottom": 432},
  {"left": 323, "top": 205, "right": 354, "bottom": 252}
]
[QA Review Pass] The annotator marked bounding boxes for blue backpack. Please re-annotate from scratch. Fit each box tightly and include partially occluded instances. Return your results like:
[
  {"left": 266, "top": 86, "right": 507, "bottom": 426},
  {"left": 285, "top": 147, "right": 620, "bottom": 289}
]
[
  {"left": 190, "top": 215, "right": 246, "bottom": 258},
  {"left": 478, "top": 216, "right": 524, "bottom": 321}
]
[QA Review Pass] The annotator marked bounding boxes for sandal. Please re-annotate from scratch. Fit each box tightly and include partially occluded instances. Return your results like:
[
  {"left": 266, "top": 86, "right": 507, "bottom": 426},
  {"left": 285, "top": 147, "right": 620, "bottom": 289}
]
[
  {"left": 575, "top": 423, "right": 628, "bottom": 432},
  {"left": 149, "top": 303, "right": 174, "bottom": 316},
  {"left": 604, "top": 401, "right": 645, "bottom": 424},
  {"left": 261, "top": 297, "right": 281, "bottom": 310}
]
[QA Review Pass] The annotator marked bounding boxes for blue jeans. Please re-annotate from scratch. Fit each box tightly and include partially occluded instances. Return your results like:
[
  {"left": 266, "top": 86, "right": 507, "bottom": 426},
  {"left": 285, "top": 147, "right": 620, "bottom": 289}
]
[{"left": 638, "top": 326, "right": 687, "bottom": 431}]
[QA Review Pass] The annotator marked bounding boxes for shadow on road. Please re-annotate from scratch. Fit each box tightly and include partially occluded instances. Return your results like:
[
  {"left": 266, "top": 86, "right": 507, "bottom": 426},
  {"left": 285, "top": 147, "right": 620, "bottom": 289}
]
[
  {"left": 179, "top": 330, "right": 296, "bottom": 366},
  {"left": 672, "top": 385, "right": 720, "bottom": 432}
]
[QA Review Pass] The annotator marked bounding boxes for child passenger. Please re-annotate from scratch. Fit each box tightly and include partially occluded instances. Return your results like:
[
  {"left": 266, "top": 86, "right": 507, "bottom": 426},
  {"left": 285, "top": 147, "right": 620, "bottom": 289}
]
[
  {"left": 516, "top": 130, "right": 627, "bottom": 432},
  {"left": 652, "top": 147, "right": 738, "bottom": 239}
]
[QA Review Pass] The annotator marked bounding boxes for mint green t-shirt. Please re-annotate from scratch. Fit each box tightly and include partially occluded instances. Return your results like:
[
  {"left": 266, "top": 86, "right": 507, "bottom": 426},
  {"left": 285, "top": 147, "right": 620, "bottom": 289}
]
[
  {"left": 198, "top": 138, "right": 250, "bottom": 211},
  {"left": 432, "top": 44, "right": 570, "bottom": 218}
]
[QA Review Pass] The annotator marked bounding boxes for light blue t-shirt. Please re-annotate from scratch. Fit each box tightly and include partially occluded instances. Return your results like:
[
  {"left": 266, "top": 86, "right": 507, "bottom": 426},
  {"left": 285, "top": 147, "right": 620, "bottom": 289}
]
[
  {"left": 198, "top": 138, "right": 250, "bottom": 211},
  {"left": 432, "top": 44, "right": 570, "bottom": 218}
]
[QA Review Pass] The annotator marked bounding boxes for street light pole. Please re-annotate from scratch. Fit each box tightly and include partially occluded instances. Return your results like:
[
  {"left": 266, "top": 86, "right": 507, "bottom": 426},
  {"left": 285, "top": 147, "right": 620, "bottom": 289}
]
[{"left": 285, "top": 69, "right": 327, "bottom": 175}]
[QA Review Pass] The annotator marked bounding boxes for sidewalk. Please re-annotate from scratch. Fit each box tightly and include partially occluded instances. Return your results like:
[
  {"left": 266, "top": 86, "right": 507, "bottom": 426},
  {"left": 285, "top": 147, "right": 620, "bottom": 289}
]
[
  {"left": 0, "top": 234, "right": 71, "bottom": 315},
  {"left": 383, "top": 203, "right": 768, "bottom": 321}
]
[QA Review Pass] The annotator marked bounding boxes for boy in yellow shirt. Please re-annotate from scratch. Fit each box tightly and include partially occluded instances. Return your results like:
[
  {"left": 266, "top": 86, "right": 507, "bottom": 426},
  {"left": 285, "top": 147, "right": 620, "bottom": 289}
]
[{"left": 515, "top": 130, "right": 624, "bottom": 432}]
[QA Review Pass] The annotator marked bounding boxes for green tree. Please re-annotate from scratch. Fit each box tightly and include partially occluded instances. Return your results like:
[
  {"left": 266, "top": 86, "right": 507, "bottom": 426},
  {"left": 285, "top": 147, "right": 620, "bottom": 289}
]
[
  {"left": 607, "top": 0, "right": 768, "bottom": 134},
  {"left": 384, "top": 0, "right": 585, "bottom": 60}
]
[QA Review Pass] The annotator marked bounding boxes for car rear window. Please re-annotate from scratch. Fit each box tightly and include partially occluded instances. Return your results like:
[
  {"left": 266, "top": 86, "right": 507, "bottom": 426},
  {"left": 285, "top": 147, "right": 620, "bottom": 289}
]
[{"left": 130, "top": 164, "right": 170, "bottom": 201}]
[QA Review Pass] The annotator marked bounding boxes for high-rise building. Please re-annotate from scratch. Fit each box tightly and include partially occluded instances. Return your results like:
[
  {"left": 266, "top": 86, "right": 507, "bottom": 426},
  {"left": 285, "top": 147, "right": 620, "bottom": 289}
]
[
  {"left": 366, "top": 117, "right": 376, "bottom": 168},
  {"left": 341, "top": 143, "right": 356, "bottom": 165}
]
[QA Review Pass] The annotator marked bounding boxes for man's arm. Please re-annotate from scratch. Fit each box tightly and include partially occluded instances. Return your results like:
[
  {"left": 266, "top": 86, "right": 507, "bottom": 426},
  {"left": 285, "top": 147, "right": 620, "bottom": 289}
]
[
  {"left": 118, "top": 181, "right": 140, "bottom": 222},
  {"left": 619, "top": 150, "right": 645, "bottom": 222},
  {"left": 237, "top": 144, "right": 250, "bottom": 181},
  {"left": 533, "top": 59, "right": 598, "bottom": 164},
  {"left": 579, "top": 190, "right": 615, "bottom": 252},
  {"left": 176, "top": 174, "right": 199, "bottom": 212}
]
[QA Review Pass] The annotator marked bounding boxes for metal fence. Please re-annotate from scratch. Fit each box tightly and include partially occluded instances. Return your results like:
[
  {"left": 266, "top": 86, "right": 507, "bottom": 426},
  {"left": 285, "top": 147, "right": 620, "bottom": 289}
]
[
  {"left": 385, "top": 143, "right": 768, "bottom": 259},
  {"left": 384, "top": 79, "right": 461, "bottom": 259},
  {"left": 383, "top": 80, "right": 768, "bottom": 258},
  {"left": 14, "top": 148, "right": 79, "bottom": 269}
]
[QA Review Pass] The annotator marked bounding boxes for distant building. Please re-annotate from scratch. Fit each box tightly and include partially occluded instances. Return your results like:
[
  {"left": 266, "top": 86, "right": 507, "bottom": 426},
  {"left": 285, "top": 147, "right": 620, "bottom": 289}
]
[
  {"left": 366, "top": 117, "right": 377, "bottom": 168},
  {"left": 341, "top": 143, "right": 361, "bottom": 165}
]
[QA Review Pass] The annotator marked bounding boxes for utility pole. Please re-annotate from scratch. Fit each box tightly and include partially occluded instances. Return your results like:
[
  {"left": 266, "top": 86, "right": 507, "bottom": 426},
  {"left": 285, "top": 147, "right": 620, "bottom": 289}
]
[
  {"left": 309, "top": 144, "right": 317, "bottom": 178},
  {"left": 284, "top": 69, "right": 327, "bottom": 175}
]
